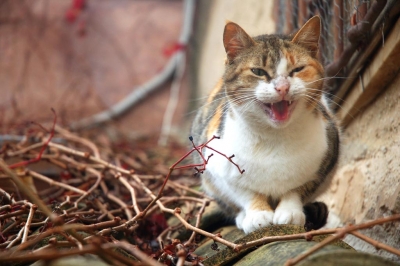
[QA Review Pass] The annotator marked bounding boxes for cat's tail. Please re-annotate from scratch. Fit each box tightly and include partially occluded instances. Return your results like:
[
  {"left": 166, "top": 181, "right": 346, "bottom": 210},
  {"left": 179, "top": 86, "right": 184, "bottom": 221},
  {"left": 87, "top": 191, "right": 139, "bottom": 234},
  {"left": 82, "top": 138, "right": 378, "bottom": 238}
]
[{"left": 303, "top": 201, "right": 329, "bottom": 231}]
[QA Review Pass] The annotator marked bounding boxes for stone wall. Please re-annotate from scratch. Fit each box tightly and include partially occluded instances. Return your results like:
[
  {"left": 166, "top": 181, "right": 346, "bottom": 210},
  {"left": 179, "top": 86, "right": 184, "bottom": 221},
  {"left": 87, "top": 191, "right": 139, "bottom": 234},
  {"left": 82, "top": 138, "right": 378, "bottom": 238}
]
[{"left": 321, "top": 73, "right": 400, "bottom": 261}]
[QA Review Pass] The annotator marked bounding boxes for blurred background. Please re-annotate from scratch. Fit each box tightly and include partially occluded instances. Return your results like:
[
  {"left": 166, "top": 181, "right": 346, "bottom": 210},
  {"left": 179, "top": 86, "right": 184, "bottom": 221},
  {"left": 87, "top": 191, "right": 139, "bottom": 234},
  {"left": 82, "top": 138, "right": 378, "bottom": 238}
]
[
  {"left": 0, "top": 0, "right": 400, "bottom": 261},
  {"left": 0, "top": 0, "right": 188, "bottom": 143},
  {"left": 2, "top": 0, "right": 396, "bottom": 144}
]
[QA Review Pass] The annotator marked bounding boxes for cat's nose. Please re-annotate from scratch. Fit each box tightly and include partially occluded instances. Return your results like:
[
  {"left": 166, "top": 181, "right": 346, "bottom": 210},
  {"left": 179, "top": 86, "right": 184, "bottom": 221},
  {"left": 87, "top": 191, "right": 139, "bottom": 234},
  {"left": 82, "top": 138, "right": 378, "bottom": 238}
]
[{"left": 275, "top": 78, "right": 290, "bottom": 96}]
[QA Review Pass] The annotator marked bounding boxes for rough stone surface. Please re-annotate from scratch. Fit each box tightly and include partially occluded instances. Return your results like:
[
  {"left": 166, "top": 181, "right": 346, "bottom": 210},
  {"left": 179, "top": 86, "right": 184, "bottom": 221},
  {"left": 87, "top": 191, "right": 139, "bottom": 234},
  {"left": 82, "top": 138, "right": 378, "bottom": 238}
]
[{"left": 320, "top": 73, "right": 400, "bottom": 261}]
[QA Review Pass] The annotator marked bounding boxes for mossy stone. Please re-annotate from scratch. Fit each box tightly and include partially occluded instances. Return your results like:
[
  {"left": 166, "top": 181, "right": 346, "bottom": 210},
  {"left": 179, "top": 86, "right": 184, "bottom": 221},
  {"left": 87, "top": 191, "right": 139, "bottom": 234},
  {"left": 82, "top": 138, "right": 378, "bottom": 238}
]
[
  {"left": 199, "top": 225, "right": 353, "bottom": 266},
  {"left": 300, "top": 250, "right": 400, "bottom": 266},
  {"left": 234, "top": 240, "right": 345, "bottom": 266},
  {"left": 194, "top": 225, "right": 245, "bottom": 259}
]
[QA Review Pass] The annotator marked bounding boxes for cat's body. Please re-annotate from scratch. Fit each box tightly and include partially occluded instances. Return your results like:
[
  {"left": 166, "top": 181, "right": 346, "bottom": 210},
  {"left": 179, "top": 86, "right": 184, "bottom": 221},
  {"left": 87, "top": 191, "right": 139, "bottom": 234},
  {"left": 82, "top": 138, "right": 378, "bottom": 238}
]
[{"left": 191, "top": 16, "right": 339, "bottom": 234}]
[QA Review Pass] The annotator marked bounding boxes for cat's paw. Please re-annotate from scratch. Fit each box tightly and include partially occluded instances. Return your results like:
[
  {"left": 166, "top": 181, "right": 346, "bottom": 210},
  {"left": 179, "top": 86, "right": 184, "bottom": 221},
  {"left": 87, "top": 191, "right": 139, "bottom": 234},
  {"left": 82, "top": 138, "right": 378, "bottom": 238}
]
[
  {"left": 273, "top": 208, "right": 305, "bottom": 225},
  {"left": 235, "top": 211, "right": 246, "bottom": 230},
  {"left": 239, "top": 210, "right": 274, "bottom": 234}
]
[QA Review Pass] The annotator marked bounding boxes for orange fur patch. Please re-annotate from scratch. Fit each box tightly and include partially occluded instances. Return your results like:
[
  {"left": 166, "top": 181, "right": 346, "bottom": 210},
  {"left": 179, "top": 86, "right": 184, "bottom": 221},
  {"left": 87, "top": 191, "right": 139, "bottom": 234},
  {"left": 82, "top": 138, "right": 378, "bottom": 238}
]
[
  {"left": 283, "top": 50, "right": 296, "bottom": 65},
  {"left": 296, "top": 59, "right": 323, "bottom": 111},
  {"left": 297, "top": 68, "right": 316, "bottom": 83},
  {"left": 250, "top": 193, "right": 273, "bottom": 211},
  {"left": 207, "top": 79, "right": 224, "bottom": 104},
  {"left": 207, "top": 103, "right": 223, "bottom": 139},
  {"left": 307, "top": 60, "right": 324, "bottom": 76}
]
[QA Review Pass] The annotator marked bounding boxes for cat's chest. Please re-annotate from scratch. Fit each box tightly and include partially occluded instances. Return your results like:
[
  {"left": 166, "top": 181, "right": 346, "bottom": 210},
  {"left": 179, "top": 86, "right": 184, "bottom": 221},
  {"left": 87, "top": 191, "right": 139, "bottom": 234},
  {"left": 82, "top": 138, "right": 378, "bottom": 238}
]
[{"left": 204, "top": 115, "right": 328, "bottom": 195}]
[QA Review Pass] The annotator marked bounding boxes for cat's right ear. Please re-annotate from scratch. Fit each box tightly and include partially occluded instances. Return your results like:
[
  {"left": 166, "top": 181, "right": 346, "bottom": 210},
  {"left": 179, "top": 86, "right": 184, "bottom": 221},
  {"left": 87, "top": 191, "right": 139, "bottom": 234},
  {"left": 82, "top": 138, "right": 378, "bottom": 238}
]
[
  {"left": 223, "top": 22, "right": 255, "bottom": 63},
  {"left": 291, "top": 16, "right": 321, "bottom": 57}
]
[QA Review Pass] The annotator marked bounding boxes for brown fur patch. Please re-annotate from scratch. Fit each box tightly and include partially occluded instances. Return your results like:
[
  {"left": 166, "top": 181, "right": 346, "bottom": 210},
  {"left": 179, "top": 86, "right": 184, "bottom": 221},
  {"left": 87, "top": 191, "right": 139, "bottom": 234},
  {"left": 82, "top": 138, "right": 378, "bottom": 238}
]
[
  {"left": 320, "top": 111, "right": 329, "bottom": 122},
  {"left": 250, "top": 193, "right": 273, "bottom": 211}
]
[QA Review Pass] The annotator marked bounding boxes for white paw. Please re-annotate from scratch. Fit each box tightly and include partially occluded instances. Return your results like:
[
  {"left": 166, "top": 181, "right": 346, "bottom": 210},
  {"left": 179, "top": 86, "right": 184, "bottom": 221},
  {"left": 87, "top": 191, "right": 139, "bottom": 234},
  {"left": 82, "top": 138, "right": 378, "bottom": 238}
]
[
  {"left": 273, "top": 208, "right": 305, "bottom": 225},
  {"left": 239, "top": 210, "right": 274, "bottom": 234},
  {"left": 235, "top": 211, "right": 246, "bottom": 230}
]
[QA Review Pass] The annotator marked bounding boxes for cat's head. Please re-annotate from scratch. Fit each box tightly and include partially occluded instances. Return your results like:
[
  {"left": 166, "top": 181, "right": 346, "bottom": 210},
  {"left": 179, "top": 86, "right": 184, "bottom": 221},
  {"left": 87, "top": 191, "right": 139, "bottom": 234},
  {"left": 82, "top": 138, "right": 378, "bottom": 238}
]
[{"left": 222, "top": 16, "right": 324, "bottom": 128}]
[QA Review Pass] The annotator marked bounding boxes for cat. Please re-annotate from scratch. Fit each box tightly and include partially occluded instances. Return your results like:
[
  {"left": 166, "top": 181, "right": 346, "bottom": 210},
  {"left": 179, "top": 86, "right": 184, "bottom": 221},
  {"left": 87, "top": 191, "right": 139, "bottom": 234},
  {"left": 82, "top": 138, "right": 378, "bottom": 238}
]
[{"left": 191, "top": 16, "right": 340, "bottom": 234}]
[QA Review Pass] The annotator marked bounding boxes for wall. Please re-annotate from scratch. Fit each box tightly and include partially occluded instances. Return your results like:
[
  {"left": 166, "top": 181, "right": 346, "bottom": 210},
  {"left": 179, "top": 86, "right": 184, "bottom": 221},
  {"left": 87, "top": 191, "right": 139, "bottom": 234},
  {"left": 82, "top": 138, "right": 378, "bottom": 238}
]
[{"left": 321, "top": 72, "right": 400, "bottom": 260}]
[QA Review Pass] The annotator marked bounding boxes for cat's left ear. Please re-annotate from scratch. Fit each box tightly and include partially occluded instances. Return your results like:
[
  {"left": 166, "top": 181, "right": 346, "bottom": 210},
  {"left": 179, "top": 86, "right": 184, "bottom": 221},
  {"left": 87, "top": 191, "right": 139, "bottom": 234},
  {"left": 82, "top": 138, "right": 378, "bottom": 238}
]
[
  {"left": 292, "top": 16, "right": 321, "bottom": 57},
  {"left": 223, "top": 22, "right": 255, "bottom": 63}
]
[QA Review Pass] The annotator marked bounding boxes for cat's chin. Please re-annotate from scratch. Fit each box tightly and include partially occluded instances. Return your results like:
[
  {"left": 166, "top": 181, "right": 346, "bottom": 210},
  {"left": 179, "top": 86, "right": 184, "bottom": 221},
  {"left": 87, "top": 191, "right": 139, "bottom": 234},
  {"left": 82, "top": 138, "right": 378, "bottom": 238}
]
[{"left": 258, "top": 100, "right": 297, "bottom": 125}]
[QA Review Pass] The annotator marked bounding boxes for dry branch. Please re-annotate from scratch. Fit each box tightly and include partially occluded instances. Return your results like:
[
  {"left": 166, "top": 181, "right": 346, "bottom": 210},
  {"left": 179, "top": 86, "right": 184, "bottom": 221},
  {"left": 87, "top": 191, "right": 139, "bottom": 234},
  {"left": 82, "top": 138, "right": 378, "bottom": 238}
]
[{"left": 0, "top": 124, "right": 399, "bottom": 266}]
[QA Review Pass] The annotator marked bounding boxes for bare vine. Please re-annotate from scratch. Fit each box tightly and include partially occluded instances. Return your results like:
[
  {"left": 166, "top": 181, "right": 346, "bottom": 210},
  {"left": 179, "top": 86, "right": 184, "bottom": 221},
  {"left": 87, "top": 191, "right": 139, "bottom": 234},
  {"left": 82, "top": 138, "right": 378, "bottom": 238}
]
[{"left": 0, "top": 112, "right": 399, "bottom": 265}]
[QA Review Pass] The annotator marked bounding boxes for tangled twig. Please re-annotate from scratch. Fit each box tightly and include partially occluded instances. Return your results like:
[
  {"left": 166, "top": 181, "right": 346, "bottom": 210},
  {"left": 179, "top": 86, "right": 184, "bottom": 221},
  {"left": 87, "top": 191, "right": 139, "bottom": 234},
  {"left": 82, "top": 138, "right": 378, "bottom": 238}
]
[{"left": 0, "top": 114, "right": 399, "bottom": 265}]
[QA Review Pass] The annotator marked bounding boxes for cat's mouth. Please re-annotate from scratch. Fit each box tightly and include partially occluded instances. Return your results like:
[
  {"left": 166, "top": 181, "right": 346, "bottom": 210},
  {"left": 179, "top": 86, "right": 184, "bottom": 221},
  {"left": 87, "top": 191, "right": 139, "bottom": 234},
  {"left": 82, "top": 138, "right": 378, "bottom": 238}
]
[{"left": 261, "top": 100, "right": 296, "bottom": 122}]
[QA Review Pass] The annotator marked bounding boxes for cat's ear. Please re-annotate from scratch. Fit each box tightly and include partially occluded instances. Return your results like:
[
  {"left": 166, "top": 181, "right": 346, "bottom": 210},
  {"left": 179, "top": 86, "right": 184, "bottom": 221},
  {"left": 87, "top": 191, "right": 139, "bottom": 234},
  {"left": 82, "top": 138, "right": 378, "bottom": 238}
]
[
  {"left": 223, "top": 22, "right": 255, "bottom": 63},
  {"left": 292, "top": 16, "right": 321, "bottom": 57}
]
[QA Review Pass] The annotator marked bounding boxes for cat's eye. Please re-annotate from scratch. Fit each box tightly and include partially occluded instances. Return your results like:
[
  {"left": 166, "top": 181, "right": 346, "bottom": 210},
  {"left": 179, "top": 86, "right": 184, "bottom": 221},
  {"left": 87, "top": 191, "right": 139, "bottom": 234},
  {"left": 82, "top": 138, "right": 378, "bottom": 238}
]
[
  {"left": 289, "top": 66, "right": 305, "bottom": 77},
  {"left": 251, "top": 68, "right": 270, "bottom": 79}
]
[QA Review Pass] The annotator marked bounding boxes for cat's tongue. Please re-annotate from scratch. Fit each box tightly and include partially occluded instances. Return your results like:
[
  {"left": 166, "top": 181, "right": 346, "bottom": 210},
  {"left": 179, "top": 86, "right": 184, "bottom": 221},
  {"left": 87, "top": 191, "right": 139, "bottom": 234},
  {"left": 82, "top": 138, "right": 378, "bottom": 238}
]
[{"left": 271, "top": 101, "right": 289, "bottom": 121}]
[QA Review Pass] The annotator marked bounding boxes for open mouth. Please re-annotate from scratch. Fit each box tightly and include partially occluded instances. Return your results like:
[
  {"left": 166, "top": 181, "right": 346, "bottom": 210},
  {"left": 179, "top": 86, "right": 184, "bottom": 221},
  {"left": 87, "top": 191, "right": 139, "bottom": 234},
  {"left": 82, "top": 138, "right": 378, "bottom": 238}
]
[{"left": 261, "top": 100, "right": 296, "bottom": 122}]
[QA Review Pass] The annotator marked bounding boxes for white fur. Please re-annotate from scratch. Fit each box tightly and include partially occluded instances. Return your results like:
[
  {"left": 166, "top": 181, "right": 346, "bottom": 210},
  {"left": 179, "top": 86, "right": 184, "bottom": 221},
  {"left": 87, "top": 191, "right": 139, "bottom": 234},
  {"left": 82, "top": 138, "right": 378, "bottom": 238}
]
[
  {"left": 241, "top": 210, "right": 274, "bottom": 234},
  {"left": 276, "top": 56, "right": 288, "bottom": 76},
  {"left": 273, "top": 192, "right": 305, "bottom": 225},
  {"left": 202, "top": 56, "right": 330, "bottom": 233}
]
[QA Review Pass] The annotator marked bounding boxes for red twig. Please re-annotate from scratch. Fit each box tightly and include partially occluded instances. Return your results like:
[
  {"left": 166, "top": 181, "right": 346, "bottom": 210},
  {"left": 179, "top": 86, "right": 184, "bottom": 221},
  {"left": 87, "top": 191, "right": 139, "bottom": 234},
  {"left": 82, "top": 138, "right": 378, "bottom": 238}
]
[
  {"left": 8, "top": 109, "right": 57, "bottom": 169},
  {"left": 186, "top": 135, "right": 244, "bottom": 174},
  {"left": 156, "top": 135, "right": 244, "bottom": 198},
  {"left": 205, "top": 146, "right": 245, "bottom": 174}
]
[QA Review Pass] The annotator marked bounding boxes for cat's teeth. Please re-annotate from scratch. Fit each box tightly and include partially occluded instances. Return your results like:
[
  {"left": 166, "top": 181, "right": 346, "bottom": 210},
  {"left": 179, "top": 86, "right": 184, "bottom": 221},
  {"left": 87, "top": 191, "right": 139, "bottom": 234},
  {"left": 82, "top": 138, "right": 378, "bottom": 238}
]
[{"left": 289, "top": 101, "right": 292, "bottom": 105}]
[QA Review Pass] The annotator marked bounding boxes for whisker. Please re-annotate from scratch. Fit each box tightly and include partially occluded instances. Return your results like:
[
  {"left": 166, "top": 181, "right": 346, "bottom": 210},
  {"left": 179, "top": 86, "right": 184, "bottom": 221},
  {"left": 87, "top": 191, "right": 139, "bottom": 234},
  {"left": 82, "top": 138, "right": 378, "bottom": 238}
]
[
  {"left": 302, "top": 92, "right": 357, "bottom": 120},
  {"left": 306, "top": 88, "right": 346, "bottom": 103}
]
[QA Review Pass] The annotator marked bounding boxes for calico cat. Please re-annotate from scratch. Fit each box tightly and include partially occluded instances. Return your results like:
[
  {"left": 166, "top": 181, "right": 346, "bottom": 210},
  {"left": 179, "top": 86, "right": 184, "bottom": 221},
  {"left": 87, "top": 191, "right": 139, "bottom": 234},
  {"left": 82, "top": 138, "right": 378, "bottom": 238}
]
[{"left": 191, "top": 16, "right": 339, "bottom": 234}]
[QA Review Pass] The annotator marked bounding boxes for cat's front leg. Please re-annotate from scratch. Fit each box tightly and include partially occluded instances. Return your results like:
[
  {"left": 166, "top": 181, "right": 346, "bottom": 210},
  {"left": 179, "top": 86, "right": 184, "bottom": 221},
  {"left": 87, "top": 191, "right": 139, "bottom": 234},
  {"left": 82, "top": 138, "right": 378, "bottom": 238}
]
[
  {"left": 273, "top": 192, "right": 305, "bottom": 225},
  {"left": 237, "top": 193, "right": 274, "bottom": 234}
]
